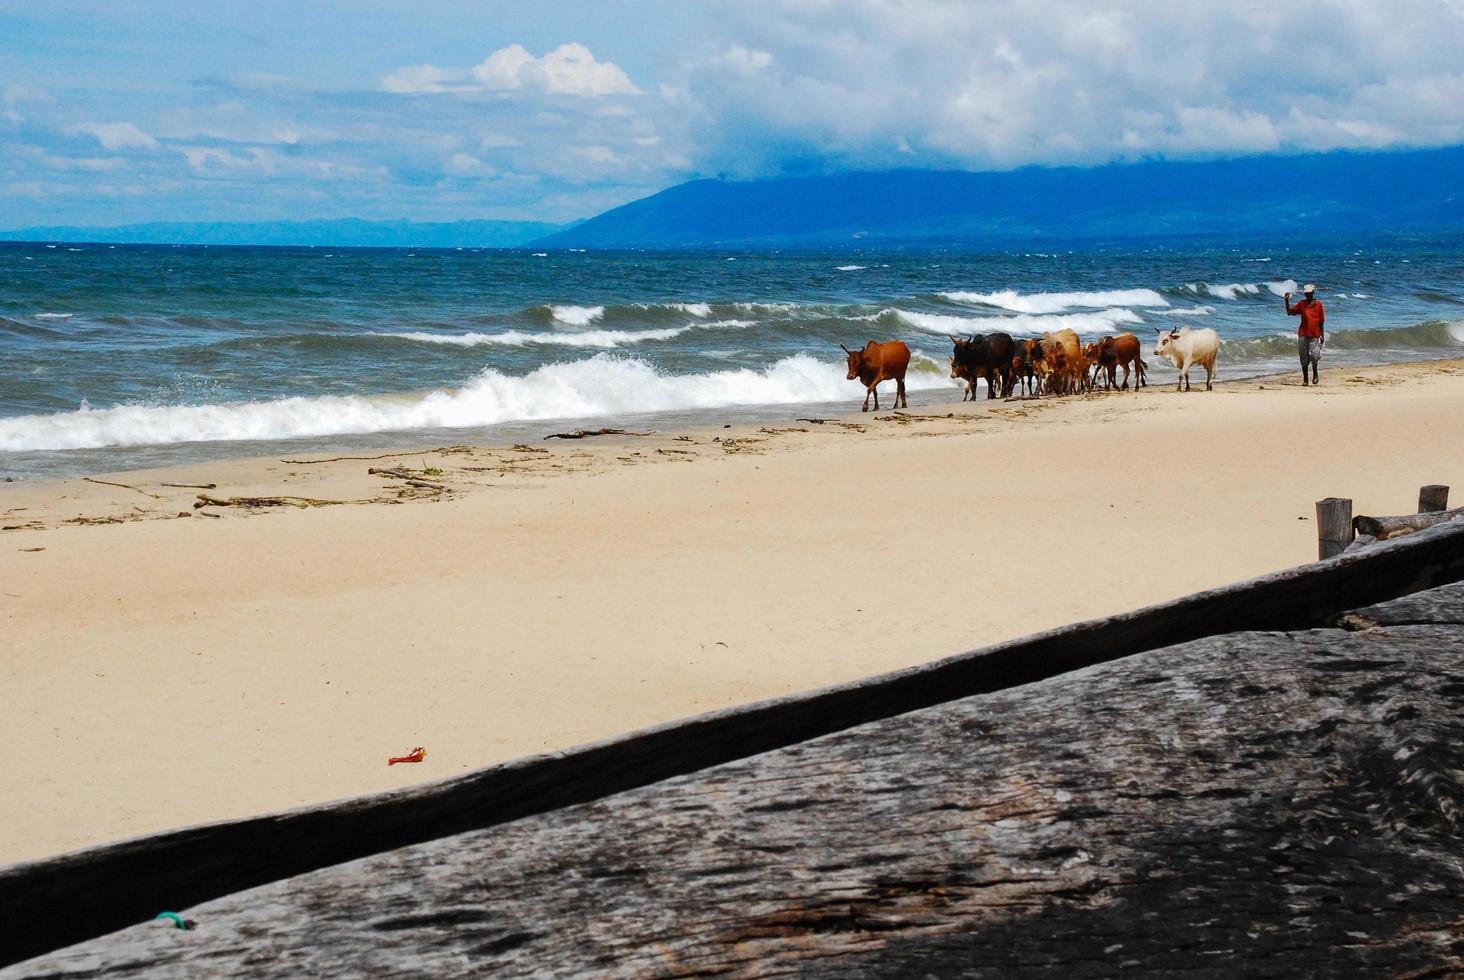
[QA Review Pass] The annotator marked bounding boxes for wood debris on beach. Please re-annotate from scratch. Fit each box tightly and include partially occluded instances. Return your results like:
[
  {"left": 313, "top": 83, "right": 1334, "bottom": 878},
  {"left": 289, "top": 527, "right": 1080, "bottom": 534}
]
[
  {"left": 193, "top": 494, "right": 376, "bottom": 510},
  {"left": 543, "top": 427, "right": 653, "bottom": 440}
]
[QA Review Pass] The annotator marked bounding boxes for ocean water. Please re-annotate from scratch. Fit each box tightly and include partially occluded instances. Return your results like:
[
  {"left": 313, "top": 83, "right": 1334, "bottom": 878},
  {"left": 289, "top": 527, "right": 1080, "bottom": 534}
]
[{"left": 2, "top": 241, "right": 1462, "bottom": 479}]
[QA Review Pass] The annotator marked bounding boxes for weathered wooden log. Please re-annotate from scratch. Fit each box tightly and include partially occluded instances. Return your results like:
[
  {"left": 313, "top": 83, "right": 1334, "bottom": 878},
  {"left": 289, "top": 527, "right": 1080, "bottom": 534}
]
[
  {"left": 2, "top": 519, "right": 1463, "bottom": 969},
  {"left": 1419, "top": 484, "right": 1450, "bottom": 513},
  {"left": 1353, "top": 505, "right": 1464, "bottom": 541},
  {"left": 11, "top": 583, "right": 1464, "bottom": 977},
  {"left": 1315, "top": 496, "right": 1353, "bottom": 558}
]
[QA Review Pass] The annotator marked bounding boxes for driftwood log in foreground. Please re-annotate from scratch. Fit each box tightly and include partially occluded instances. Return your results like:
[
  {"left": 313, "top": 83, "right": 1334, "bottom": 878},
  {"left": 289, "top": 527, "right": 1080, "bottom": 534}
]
[
  {"left": 2, "top": 520, "right": 1462, "bottom": 971},
  {"left": 9, "top": 581, "right": 1464, "bottom": 978}
]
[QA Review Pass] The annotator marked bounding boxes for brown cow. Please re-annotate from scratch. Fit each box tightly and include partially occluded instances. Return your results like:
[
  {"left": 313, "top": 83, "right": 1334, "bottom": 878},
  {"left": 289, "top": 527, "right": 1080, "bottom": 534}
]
[
  {"left": 1086, "top": 333, "right": 1149, "bottom": 391},
  {"left": 948, "top": 357, "right": 978, "bottom": 401},
  {"left": 1023, "top": 338, "right": 1047, "bottom": 395},
  {"left": 842, "top": 340, "right": 910, "bottom": 411},
  {"left": 1041, "top": 328, "right": 1083, "bottom": 395}
]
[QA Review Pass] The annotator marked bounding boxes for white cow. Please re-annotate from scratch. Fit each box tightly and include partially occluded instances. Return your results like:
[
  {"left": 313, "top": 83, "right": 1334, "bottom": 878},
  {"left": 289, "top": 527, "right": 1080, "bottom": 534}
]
[{"left": 1152, "top": 326, "right": 1220, "bottom": 392}]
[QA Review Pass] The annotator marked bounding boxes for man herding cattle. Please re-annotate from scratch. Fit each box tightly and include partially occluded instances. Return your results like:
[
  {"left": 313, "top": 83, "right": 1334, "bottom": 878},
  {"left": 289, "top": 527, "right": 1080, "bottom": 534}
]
[
  {"left": 842, "top": 340, "right": 910, "bottom": 411},
  {"left": 1284, "top": 283, "right": 1326, "bottom": 386}
]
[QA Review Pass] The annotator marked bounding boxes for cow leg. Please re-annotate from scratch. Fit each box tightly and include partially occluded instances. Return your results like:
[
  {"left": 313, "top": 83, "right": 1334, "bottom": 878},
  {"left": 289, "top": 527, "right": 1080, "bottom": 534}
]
[
  {"left": 897, "top": 377, "right": 908, "bottom": 409},
  {"left": 1120, "top": 363, "right": 1130, "bottom": 390},
  {"left": 862, "top": 384, "right": 872, "bottom": 412},
  {"left": 1205, "top": 362, "right": 1214, "bottom": 391}
]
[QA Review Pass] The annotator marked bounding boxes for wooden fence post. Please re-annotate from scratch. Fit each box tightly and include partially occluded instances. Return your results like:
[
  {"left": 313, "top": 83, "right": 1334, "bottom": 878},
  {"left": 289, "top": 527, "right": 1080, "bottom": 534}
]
[
  {"left": 1316, "top": 497, "right": 1353, "bottom": 560},
  {"left": 1418, "top": 485, "right": 1449, "bottom": 514}
]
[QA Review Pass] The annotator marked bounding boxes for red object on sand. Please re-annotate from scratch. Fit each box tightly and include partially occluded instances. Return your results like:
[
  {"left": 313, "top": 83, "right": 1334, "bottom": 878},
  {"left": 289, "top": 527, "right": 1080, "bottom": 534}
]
[{"left": 388, "top": 746, "right": 426, "bottom": 765}]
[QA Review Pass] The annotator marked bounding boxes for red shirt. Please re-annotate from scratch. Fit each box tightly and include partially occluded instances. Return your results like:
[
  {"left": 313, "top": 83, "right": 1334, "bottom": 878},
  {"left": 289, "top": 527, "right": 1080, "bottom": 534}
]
[{"left": 1287, "top": 297, "right": 1325, "bottom": 337}]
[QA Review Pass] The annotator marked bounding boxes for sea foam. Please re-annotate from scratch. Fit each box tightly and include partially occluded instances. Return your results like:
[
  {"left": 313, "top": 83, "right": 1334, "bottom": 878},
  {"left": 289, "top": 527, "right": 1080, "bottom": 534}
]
[
  {"left": 890, "top": 307, "right": 1143, "bottom": 336},
  {"left": 939, "top": 288, "right": 1168, "bottom": 314},
  {"left": 0, "top": 353, "right": 955, "bottom": 452},
  {"left": 548, "top": 305, "right": 605, "bottom": 326},
  {"left": 386, "top": 319, "right": 754, "bottom": 349}
]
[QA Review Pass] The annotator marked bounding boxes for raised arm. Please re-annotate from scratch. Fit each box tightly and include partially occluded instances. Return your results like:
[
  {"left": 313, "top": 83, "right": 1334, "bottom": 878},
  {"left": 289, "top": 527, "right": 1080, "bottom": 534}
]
[{"left": 1284, "top": 291, "right": 1297, "bottom": 315}]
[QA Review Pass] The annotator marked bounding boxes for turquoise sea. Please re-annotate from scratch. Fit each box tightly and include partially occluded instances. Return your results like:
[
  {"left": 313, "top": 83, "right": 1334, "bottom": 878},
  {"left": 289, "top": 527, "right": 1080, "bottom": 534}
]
[{"left": 2, "top": 239, "right": 1462, "bottom": 479}]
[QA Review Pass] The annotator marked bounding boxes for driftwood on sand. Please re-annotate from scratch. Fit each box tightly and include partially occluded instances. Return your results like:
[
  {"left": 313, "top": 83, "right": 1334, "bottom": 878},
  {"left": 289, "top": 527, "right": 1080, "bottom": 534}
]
[
  {"left": 192, "top": 494, "right": 374, "bottom": 510},
  {"left": 543, "top": 427, "right": 652, "bottom": 440},
  {"left": 80, "top": 477, "right": 163, "bottom": 499},
  {"left": 2, "top": 520, "right": 1463, "bottom": 975}
]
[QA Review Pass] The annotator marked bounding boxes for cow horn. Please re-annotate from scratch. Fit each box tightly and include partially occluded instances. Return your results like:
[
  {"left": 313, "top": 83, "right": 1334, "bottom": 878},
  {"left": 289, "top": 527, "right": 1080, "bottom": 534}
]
[
  {"left": 839, "top": 343, "right": 852, "bottom": 354},
  {"left": 948, "top": 335, "right": 961, "bottom": 345}
]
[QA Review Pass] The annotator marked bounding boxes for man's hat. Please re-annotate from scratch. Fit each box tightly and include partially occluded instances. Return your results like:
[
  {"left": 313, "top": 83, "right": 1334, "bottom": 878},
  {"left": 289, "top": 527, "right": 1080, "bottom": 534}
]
[{"left": 1303, "top": 283, "right": 1316, "bottom": 293}]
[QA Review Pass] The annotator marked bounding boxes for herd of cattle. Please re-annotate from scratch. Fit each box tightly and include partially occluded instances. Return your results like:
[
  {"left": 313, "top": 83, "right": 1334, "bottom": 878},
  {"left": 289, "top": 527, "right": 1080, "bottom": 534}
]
[{"left": 841, "top": 326, "right": 1222, "bottom": 411}]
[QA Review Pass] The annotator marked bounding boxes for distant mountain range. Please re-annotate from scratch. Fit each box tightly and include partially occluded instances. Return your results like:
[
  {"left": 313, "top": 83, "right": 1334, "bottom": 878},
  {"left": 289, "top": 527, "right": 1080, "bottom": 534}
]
[
  {"left": 0, "top": 218, "right": 566, "bottom": 248},
  {"left": 534, "top": 146, "right": 1464, "bottom": 248},
  {"left": 7, "top": 147, "right": 1460, "bottom": 250}
]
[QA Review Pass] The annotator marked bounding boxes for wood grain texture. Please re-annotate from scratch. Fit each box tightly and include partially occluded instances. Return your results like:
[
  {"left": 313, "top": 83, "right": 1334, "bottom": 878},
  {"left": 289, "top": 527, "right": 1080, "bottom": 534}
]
[{"left": 7, "top": 582, "right": 1464, "bottom": 978}]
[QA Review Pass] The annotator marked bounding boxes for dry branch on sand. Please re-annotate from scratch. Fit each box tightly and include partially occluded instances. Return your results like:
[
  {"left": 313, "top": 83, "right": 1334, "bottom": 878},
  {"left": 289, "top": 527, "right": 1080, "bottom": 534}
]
[
  {"left": 280, "top": 445, "right": 474, "bottom": 465},
  {"left": 194, "top": 494, "right": 375, "bottom": 510},
  {"left": 543, "top": 427, "right": 652, "bottom": 440},
  {"left": 81, "top": 477, "right": 162, "bottom": 499}
]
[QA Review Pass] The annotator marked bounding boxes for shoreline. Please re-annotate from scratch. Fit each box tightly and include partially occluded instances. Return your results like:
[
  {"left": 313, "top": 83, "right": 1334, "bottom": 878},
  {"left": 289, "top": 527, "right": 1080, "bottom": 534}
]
[
  {"left": 3, "top": 357, "right": 1463, "bottom": 865},
  {"left": 5, "top": 342, "right": 1462, "bottom": 485}
]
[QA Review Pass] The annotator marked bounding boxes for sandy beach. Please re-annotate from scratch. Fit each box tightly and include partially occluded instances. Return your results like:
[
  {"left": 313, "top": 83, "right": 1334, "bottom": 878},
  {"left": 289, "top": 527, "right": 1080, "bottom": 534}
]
[{"left": 3, "top": 358, "right": 1462, "bottom": 866}]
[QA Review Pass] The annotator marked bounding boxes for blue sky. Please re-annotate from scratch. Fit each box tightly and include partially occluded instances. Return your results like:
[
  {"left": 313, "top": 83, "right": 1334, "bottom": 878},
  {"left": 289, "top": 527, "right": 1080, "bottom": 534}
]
[{"left": 3, "top": 0, "right": 1462, "bottom": 228}]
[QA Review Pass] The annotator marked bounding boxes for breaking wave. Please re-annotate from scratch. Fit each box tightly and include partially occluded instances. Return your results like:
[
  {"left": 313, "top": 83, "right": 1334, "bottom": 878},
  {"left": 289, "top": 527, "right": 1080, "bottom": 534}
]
[
  {"left": 1183, "top": 279, "right": 1297, "bottom": 300},
  {"left": 385, "top": 319, "right": 754, "bottom": 349},
  {"left": 887, "top": 307, "right": 1144, "bottom": 336},
  {"left": 1218, "top": 320, "right": 1464, "bottom": 361},
  {"left": 0, "top": 352, "right": 957, "bottom": 452},
  {"left": 547, "top": 304, "right": 604, "bottom": 326},
  {"left": 939, "top": 288, "right": 1168, "bottom": 314},
  {"left": 1152, "top": 305, "right": 1215, "bottom": 317}
]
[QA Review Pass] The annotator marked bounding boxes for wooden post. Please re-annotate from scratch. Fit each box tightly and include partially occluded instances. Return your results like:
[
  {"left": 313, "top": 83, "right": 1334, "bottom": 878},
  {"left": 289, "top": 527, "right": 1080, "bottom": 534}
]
[
  {"left": 1418, "top": 485, "right": 1449, "bottom": 514},
  {"left": 1316, "top": 497, "right": 1353, "bottom": 560}
]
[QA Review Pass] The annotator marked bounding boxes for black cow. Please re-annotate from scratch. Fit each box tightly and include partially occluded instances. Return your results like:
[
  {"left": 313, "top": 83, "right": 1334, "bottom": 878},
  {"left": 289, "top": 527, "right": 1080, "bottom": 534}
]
[{"left": 950, "top": 332, "right": 1017, "bottom": 399}]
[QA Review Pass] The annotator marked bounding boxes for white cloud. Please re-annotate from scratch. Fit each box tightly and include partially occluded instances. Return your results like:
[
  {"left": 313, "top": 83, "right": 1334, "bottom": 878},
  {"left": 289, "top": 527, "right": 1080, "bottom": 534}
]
[
  {"left": 381, "top": 64, "right": 472, "bottom": 95},
  {"left": 384, "top": 43, "right": 640, "bottom": 97},
  {"left": 444, "top": 152, "right": 495, "bottom": 177},
  {"left": 176, "top": 144, "right": 376, "bottom": 180},
  {"left": 574, "top": 145, "right": 622, "bottom": 165},
  {"left": 676, "top": 0, "right": 1464, "bottom": 175},
  {"left": 719, "top": 46, "right": 774, "bottom": 73},
  {"left": 70, "top": 121, "right": 157, "bottom": 151}
]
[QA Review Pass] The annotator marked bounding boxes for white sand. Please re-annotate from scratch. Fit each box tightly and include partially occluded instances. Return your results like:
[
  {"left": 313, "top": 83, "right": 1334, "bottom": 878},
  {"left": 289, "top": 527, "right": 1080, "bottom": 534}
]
[{"left": 2, "top": 359, "right": 1461, "bottom": 865}]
